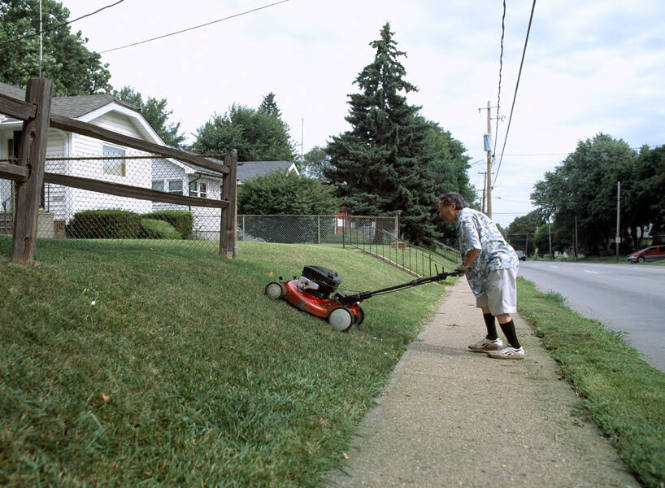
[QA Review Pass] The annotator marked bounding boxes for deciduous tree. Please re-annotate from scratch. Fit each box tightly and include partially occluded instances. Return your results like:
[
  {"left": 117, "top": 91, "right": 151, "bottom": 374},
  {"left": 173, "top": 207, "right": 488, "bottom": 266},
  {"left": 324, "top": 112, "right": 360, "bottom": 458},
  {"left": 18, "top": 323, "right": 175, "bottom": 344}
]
[
  {"left": 192, "top": 97, "right": 296, "bottom": 162},
  {"left": 0, "top": 0, "right": 111, "bottom": 95},
  {"left": 530, "top": 133, "right": 637, "bottom": 254},
  {"left": 114, "top": 86, "right": 185, "bottom": 148}
]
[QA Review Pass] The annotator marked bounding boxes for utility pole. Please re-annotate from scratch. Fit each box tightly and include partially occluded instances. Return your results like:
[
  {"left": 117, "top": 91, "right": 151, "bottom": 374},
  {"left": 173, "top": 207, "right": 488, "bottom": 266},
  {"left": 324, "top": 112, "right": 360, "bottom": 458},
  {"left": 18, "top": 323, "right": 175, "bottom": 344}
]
[
  {"left": 478, "top": 171, "right": 487, "bottom": 213},
  {"left": 573, "top": 215, "right": 577, "bottom": 260},
  {"left": 616, "top": 181, "right": 621, "bottom": 262},
  {"left": 478, "top": 101, "right": 495, "bottom": 218},
  {"left": 300, "top": 118, "right": 304, "bottom": 161},
  {"left": 485, "top": 101, "right": 492, "bottom": 218},
  {"left": 548, "top": 222, "right": 552, "bottom": 259}
]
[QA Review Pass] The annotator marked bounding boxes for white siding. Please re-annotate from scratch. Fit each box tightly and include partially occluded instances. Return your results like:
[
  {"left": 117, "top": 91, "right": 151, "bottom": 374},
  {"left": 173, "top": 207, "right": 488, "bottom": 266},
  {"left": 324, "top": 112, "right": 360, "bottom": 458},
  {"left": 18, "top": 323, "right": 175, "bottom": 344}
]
[
  {"left": 43, "top": 129, "right": 68, "bottom": 221},
  {"left": 0, "top": 130, "right": 14, "bottom": 213},
  {"left": 67, "top": 112, "right": 152, "bottom": 220},
  {"left": 151, "top": 159, "right": 188, "bottom": 213}
]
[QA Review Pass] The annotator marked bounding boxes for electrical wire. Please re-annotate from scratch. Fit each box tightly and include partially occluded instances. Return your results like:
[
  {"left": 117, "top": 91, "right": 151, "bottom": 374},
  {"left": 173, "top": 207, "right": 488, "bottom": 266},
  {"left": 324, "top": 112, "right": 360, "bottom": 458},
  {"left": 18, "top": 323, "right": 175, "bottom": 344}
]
[
  {"left": 492, "top": 0, "right": 506, "bottom": 155},
  {"left": 100, "top": 0, "right": 291, "bottom": 54},
  {"left": 0, "top": 0, "right": 125, "bottom": 48},
  {"left": 493, "top": 0, "right": 536, "bottom": 187}
]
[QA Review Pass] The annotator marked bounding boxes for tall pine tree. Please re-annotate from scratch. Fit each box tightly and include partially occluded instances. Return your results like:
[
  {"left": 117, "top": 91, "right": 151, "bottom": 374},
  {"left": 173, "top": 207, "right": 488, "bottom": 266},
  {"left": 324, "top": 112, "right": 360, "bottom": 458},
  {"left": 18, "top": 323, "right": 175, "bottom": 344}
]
[{"left": 325, "top": 23, "right": 438, "bottom": 244}]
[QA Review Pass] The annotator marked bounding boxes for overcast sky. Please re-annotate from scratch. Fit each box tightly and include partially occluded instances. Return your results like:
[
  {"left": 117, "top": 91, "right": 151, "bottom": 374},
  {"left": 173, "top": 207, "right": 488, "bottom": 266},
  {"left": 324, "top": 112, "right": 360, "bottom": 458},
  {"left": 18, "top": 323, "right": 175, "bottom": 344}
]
[{"left": 61, "top": 0, "right": 665, "bottom": 227}]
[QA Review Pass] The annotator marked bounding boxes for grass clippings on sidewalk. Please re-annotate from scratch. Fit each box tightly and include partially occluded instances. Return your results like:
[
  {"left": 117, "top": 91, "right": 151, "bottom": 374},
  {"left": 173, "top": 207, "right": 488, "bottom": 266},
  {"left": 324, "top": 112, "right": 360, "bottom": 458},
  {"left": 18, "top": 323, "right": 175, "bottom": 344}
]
[
  {"left": 0, "top": 237, "right": 453, "bottom": 487},
  {"left": 517, "top": 277, "right": 665, "bottom": 488}
]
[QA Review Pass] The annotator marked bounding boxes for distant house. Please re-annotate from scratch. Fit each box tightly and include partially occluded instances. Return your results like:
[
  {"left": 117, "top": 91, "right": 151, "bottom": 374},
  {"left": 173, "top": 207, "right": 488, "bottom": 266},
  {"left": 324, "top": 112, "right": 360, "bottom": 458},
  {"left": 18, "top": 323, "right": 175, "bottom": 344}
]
[{"left": 0, "top": 81, "right": 162, "bottom": 236}]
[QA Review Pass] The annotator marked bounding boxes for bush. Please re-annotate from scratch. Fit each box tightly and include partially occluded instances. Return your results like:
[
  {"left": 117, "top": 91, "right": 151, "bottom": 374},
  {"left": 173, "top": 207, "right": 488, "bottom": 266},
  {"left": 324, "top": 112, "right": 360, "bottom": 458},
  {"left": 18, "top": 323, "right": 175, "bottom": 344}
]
[
  {"left": 238, "top": 169, "right": 339, "bottom": 215},
  {"left": 68, "top": 210, "right": 142, "bottom": 238},
  {"left": 139, "top": 218, "right": 182, "bottom": 239},
  {"left": 142, "top": 211, "right": 193, "bottom": 239}
]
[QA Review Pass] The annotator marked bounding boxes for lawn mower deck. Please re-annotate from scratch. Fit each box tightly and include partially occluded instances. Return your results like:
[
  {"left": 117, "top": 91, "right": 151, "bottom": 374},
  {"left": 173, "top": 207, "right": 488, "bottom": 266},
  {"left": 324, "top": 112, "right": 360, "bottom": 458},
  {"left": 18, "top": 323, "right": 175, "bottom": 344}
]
[{"left": 265, "top": 266, "right": 363, "bottom": 331}]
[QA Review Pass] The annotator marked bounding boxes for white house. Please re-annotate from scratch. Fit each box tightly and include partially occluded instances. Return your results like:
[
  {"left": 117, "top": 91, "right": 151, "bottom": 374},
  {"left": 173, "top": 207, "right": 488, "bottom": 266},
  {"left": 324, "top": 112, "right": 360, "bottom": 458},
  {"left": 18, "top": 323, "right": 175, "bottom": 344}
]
[{"left": 0, "top": 81, "right": 162, "bottom": 237}]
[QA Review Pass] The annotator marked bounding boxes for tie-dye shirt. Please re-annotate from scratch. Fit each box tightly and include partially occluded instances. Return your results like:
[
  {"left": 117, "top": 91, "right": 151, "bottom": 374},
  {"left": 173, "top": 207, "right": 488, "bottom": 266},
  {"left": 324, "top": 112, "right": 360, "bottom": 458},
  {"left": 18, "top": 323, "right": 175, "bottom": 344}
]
[{"left": 457, "top": 207, "right": 519, "bottom": 296}]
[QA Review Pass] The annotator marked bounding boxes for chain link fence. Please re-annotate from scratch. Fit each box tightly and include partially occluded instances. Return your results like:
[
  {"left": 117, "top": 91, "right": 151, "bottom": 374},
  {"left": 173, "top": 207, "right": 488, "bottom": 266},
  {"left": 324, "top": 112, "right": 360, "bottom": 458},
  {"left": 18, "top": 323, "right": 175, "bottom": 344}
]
[
  {"left": 1, "top": 153, "right": 228, "bottom": 247},
  {"left": 238, "top": 214, "right": 461, "bottom": 276}
]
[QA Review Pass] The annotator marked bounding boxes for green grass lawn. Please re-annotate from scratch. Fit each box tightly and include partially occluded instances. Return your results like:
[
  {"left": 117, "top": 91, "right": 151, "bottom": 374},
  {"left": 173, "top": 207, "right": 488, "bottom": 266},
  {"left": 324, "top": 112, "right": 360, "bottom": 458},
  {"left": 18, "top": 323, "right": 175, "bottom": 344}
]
[
  {"left": 0, "top": 237, "right": 455, "bottom": 487},
  {"left": 517, "top": 278, "right": 665, "bottom": 488}
]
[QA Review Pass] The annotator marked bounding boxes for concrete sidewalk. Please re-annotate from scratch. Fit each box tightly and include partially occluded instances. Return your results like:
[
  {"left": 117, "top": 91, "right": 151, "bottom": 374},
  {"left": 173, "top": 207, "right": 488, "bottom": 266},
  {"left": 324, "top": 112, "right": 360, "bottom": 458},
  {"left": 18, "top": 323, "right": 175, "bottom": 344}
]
[{"left": 327, "top": 280, "right": 638, "bottom": 488}]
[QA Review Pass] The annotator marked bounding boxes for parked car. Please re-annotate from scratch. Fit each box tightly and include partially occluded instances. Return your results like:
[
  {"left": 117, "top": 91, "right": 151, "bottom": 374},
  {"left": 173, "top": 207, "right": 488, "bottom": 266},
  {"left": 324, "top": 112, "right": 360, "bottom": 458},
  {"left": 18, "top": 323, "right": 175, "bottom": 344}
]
[
  {"left": 515, "top": 250, "right": 526, "bottom": 261},
  {"left": 626, "top": 245, "right": 665, "bottom": 263}
]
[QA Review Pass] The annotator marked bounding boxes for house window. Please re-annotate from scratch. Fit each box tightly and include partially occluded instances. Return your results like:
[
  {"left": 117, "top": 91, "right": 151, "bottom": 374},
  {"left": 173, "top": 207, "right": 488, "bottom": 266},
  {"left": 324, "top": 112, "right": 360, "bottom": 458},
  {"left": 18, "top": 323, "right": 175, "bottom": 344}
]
[
  {"left": 189, "top": 181, "right": 207, "bottom": 198},
  {"left": 152, "top": 179, "right": 183, "bottom": 194},
  {"left": 102, "top": 145, "right": 126, "bottom": 176},
  {"left": 167, "top": 180, "right": 183, "bottom": 195}
]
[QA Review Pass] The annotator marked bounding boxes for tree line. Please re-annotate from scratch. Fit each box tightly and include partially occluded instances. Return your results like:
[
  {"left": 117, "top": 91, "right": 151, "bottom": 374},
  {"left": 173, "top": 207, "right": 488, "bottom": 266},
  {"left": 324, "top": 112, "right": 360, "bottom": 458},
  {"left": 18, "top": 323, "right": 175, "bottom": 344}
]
[
  {"left": 506, "top": 134, "right": 664, "bottom": 256},
  {"left": 2, "top": 2, "right": 473, "bottom": 245}
]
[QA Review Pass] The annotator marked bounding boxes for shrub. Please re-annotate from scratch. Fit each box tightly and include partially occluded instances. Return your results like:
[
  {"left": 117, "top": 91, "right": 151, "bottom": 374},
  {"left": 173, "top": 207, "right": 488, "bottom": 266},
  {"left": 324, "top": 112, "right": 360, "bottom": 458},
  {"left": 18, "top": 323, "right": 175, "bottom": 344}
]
[
  {"left": 68, "top": 210, "right": 141, "bottom": 238},
  {"left": 142, "top": 211, "right": 193, "bottom": 239},
  {"left": 139, "top": 218, "right": 182, "bottom": 240}
]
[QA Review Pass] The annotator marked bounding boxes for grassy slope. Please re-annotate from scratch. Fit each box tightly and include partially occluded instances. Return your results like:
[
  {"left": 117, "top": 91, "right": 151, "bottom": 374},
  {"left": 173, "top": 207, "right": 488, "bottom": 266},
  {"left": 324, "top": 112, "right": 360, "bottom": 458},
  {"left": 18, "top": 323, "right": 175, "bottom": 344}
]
[
  {"left": 517, "top": 278, "right": 665, "bottom": 488},
  {"left": 0, "top": 237, "right": 454, "bottom": 487}
]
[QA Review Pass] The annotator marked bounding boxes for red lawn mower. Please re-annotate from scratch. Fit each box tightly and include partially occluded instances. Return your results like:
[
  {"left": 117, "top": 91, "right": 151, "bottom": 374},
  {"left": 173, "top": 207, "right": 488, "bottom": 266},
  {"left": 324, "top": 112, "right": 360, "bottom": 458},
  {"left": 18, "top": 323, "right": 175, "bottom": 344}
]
[{"left": 265, "top": 265, "right": 452, "bottom": 332}]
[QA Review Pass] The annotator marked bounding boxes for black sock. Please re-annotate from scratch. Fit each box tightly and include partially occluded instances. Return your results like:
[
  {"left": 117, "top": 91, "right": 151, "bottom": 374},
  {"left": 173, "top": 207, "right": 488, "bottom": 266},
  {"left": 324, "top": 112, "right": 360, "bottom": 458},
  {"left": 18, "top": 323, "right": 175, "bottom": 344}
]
[
  {"left": 483, "top": 313, "right": 498, "bottom": 340},
  {"left": 499, "top": 320, "right": 521, "bottom": 349}
]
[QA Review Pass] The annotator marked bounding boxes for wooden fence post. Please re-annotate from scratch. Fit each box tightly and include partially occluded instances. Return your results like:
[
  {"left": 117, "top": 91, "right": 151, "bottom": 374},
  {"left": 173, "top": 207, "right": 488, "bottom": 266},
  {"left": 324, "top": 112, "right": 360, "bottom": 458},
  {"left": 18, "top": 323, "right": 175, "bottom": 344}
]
[
  {"left": 220, "top": 149, "right": 238, "bottom": 258},
  {"left": 11, "top": 78, "right": 53, "bottom": 264}
]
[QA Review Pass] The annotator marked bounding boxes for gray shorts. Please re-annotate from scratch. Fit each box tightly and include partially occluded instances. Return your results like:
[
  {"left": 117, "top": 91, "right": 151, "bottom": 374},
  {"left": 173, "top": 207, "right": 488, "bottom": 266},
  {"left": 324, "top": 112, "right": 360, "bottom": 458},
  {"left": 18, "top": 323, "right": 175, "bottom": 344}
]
[{"left": 475, "top": 268, "right": 518, "bottom": 315}]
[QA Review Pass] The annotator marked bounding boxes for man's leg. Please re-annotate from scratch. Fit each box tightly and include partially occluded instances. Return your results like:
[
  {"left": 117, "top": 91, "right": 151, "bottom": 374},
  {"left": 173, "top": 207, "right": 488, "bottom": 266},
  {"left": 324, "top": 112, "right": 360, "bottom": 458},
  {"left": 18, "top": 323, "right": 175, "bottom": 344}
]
[
  {"left": 481, "top": 306, "right": 498, "bottom": 340},
  {"left": 496, "top": 313, "right": 521, "bottom": 349},
  {"left": 469, "top": 301, "right": 503, "bottom": 352},
  {"left": 485, "top": 269, "right": 525, "bottom": 359}
]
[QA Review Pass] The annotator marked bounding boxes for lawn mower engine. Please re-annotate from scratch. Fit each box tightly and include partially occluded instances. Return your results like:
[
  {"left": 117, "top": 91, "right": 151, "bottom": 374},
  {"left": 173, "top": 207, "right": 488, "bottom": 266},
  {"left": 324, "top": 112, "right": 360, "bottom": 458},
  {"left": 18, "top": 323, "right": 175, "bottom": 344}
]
[{"left": 265, "top": 265, "right": 364, "bottom": 331}]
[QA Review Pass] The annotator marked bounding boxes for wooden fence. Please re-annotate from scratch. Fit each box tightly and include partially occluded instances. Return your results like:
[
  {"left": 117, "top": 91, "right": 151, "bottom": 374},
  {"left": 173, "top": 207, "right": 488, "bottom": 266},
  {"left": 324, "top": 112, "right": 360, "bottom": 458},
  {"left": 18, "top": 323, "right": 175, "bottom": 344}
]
[{"left": 0, "top": 78, "right": 237, "bottom": 264}]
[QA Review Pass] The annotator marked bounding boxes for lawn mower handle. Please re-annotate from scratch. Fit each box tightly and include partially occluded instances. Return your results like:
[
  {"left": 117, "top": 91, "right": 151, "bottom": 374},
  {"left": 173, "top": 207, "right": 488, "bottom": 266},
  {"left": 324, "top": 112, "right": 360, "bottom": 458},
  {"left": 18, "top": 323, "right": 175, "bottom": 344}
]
[{"left": 335, "top": 271, "right": 453, "bottom": 306}]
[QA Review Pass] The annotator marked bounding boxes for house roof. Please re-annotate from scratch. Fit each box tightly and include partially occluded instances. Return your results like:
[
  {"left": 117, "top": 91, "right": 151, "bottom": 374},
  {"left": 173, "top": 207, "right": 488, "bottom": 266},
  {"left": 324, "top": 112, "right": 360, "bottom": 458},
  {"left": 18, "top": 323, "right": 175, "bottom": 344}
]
[
  {"left": 0, "top": 81, "right": 140, "bottom": 118},
  {"left": 169, "top": 160, "right": 298, "bottom": 182},
  {"left": 237, "top": 161, "right": 298, "bottom": 181}
]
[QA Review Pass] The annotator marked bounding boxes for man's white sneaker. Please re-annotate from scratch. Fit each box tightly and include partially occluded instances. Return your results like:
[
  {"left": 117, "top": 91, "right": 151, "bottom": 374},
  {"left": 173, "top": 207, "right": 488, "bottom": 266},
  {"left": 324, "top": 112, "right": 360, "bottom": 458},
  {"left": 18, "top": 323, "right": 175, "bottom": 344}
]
[
  {"left": 468, "top": 337, "right": 503, "bottom": 352},
  {"left": 487, "top": 346, "right": 525, "bottom": 360}
]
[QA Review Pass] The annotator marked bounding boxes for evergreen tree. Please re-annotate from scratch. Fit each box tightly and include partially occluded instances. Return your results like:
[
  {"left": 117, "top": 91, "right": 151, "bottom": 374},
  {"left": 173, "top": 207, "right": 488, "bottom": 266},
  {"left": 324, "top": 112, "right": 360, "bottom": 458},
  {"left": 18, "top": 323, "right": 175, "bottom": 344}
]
[
  {"left": 258, "top": 92, "right": 282, "bottom": 118},
  {"left": 325, "top": 23, "right": 438, "bottom": 244}
]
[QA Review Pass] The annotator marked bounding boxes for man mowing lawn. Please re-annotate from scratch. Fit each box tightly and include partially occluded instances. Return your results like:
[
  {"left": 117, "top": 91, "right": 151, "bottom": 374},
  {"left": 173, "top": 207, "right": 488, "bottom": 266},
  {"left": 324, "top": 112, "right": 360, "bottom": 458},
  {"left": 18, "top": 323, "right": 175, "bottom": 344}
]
[{"left": 438, "top": 192, "right": 525, "bottom": 360}]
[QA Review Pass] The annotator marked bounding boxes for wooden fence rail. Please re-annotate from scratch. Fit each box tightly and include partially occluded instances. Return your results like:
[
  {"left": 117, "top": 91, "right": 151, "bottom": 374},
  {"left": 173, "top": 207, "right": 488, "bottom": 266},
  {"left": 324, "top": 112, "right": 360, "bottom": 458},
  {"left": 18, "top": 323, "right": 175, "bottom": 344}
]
[{"left": 0, "top": 77, "right": 237, "bottom": 263}]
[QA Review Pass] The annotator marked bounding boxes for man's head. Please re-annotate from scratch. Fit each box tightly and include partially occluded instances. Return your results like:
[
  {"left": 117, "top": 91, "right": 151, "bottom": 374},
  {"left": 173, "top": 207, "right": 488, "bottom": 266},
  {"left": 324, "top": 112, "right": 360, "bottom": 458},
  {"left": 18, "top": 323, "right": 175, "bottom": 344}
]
[{"left": 438, "top": 192, "right": 467, "bottom": 223}]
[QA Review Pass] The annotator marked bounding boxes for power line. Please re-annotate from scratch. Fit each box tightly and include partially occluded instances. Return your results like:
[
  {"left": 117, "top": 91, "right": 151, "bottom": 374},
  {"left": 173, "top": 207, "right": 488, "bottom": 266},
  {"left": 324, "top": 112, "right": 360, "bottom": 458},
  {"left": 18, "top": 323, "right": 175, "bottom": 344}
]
[
  {"left": 0, "top": 0, "right": 124, "bottom": 48},
  {"left": 100, "top": 0, "right": 291, "bottom": 54},
  {"left": 493, "top": 0, "right": 536, "bottom": 187},
  {"left": 492, "top": 0, "right": 506, "bottom": 155}
]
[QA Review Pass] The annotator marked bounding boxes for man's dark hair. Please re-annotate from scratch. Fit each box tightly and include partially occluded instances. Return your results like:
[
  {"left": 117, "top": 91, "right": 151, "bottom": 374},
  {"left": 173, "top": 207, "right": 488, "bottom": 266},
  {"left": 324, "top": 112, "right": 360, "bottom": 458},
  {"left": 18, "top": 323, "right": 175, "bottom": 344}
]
[{"left": 439, "top": 192, "right": 467, "bottom": 209}]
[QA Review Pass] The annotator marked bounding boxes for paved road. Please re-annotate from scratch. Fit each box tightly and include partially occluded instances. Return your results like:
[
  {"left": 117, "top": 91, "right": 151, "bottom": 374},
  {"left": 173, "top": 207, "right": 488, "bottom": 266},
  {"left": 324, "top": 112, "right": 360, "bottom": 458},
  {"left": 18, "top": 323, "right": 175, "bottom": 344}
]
[{"left": 518, "top": 261, "right": 665, "bottom": 372}]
